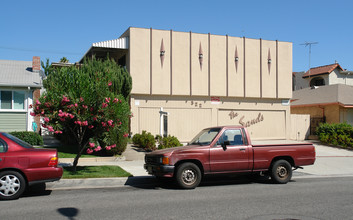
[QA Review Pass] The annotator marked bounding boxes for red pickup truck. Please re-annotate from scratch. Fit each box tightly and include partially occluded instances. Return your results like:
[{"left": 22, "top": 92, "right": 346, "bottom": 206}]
[{"left": 144, "top": 126, "right": 315, "bottom": 189}]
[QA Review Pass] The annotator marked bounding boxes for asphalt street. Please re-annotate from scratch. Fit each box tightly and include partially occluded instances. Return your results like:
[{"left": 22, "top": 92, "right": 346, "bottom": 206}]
[{"left": 2, "top": 176, "right": 353, "bottom": 220}]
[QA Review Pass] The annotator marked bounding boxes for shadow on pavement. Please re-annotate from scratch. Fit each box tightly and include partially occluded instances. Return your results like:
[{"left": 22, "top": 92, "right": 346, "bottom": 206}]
[
  {"left": 124, "top": 174, "right": 276, "bottom": 190},
  {"left": 22, "top": 183, "right": 52, "bottom": 198}
]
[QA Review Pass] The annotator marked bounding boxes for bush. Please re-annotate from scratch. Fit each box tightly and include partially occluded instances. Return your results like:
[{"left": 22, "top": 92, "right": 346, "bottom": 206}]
[
  {"left": 9, "top": 131, "right": 43, "bottom": 146},
  {"left": 132, "top": 131, "right": 156, "bottom": 151},
  {"left": 316, "top": 123, "right": 353, "bottom": 148},
  {"left": 156, "top": 135, "right": 182, "bottom": 149}
]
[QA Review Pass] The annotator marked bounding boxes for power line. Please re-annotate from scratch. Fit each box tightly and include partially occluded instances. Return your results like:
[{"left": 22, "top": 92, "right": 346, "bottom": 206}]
[{"left": 0, "top": 46, "right": 81, "bottom": 55}]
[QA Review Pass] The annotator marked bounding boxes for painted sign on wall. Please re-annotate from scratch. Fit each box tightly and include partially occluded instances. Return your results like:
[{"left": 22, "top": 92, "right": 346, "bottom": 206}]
[{"left": 229, "top": 111, "right": 264, "bottom": 127}]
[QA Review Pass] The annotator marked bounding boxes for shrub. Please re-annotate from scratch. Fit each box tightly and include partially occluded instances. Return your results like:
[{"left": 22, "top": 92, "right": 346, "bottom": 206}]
[
  {"left": 157, "top": 135, "right": 182, "bottom": 149},
  {"left": 316, "top": 123, "right": 353, "bottom": 148},
  {"left": 132, "top": 131, "right": 156, "bottom": 151},
  {"left": 9, "top": 131, "right": 43, "bottom": 146}
]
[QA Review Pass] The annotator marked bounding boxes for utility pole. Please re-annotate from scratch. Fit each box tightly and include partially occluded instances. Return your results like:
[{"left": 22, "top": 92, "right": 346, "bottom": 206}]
[{"left": 301, "top": 42, "right": 318, "bottom": 86}]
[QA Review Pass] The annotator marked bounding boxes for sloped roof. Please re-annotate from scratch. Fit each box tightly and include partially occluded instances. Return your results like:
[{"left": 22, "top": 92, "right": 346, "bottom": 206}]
[
  {"left": 291, "top": 84, "right": 353, "bottom": 107},
  {"left": 302, "top": 63, "right": 343, "bottom": 78},
  {"left": 0, "top": 60, "right": 42, "bottom": 88}
]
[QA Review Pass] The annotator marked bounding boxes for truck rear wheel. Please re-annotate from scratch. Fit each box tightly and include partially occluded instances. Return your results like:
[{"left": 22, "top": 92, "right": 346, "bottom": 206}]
[
  {"left": 270, "top": 160, "right": 292, "bottom": 184},
  {"left": 175, "top": 163, "right": 201, "bottom": 189}
]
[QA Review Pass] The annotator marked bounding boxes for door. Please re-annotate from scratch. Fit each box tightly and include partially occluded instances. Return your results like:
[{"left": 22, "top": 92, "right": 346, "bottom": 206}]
[{"left": 210, "top": 129, "right": 250, "bottom": 172}]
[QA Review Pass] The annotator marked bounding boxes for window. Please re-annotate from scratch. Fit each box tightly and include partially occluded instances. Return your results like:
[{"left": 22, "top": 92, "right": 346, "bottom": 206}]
[
  {"left": 0, "top": 138, "right": 7, "bottom": 152},
  {"left": 0, "top": 90, "right": 26, "bottom": 110},
  {"left": 218, "top": 129, "right": 244, "bottom": 145},
  {"left": 310, "top": 77, "right": 325, "bottom": 87},
  {"left": 1, "top": 91, "right": 12, "bottom": 109}
]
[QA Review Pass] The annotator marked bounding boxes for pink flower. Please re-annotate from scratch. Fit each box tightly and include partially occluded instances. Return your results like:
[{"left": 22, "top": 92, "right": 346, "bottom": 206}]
[
  {"left": 82, "top": 121, "right": 88, "bottom": 126},
  {"left": 102, "top": 122, "right": 107, "bottom": 127},
  {"left": 80, "top": 97, "right": 84, "bottom": 102},
  {"left": 111, "top": 144, "right": 116, "bottom": 148},
  {"left": 30, "top": 112, "right": 36, "bottom": 116},
  {"left": 123, "top": 133, "right": 129, "bottom": 138},
  {"left": 74, "top": 103, "right": 78, "bottom": 107},
  {"left": 41, "top": 123, "right": 47, "bottom": 128},
  {"left": 88, "top": 125, "right": 94, "bottom": 129},
  {"left": 47, "top": 126, "right": 54, "bottom": 132},
  {"left": 60, "top": 118, "right": 66, "bottom": 122},
  {"left": 44, "top": 117, "right": 50, "bottom": 122},
  {"left": 74, "top": 121, "right": 82, "bottom": 126},
  {"left": 45, "top": 102, "right": 51, "bottom": 108},
  {"left": 107, "top": 120, "right": 113, "bottom": 127},
  {"left": 108, "top": 81, "right": 112, "bottom": 86},
  {"left": 82, "top": 105, "right": 88, "bottom": 109},
  {"left": 29, "top": 104, "right": 33, "bottom": 109},
  {"left": 102, "top": 103, "right": 108, "bottom": 108},
  {"left": 86, "top": 148, "right": 93, "bottom": 154},
  {"left": 61, "top": 95, "right": 70, "bottom": 104},
  {"left": 94, "top": 146, "right": 102, "bottom": 152},
  {"left": 35, "top": 99, "right": 41, "bottom": 105},
  {"left": 93, "top": 117, "right": 97, "bottom": 121},
  {"left": 54, "top": 131, "right": 63, "bottom": 134},
  {"left": 105, "top": 98, "right": 111, "bottom": 103},
  {"left": 69, "top": 114, "right": 75, "bottom": 119},
  {"left": 89, "top": 142, "right": 95, "bottom": 148},
  {"left": 113, "top": 98, "right": 119, "bottom": 103},
  {"left": 105, "top": 146, "right": 111, "bottom": 150}
]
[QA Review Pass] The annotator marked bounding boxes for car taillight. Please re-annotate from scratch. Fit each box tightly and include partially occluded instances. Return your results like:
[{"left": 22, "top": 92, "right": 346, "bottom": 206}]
[{"left": 48, "top": 157, "right": 58, "bottom": 167}]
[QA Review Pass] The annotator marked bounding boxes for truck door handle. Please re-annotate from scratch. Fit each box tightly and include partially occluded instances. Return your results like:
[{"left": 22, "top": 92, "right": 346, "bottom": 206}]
[{"left": 239, "top": 148, "right": 246, "bottom": 151}]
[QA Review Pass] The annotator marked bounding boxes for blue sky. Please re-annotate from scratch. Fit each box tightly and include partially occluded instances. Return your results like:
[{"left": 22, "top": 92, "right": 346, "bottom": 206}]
[{"left": 1, "top": 0, "right": 352, "bottom": 72}]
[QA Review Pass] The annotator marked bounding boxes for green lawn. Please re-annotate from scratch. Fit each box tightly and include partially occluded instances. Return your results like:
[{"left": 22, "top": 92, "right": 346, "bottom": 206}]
[
  {"left": 42, "top": 144, "right": 98, "bottom": 158},
  {"left": 62, "top": 166, "right": 132, "bottom": 179}
]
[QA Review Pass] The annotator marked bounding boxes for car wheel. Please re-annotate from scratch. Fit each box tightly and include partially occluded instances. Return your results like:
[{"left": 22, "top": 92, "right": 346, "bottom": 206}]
[
  {"left": 0, "top": 171, "right": 26, "bottom": 200},
  {"left": 270, "top": 160, "right": 292, "bottom": 184},
  {"left": 176, "top": 163, "right": 201, "bottom": 189}
]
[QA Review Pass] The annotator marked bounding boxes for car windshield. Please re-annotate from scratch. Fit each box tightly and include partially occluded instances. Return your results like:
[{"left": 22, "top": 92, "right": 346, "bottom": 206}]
[
  {"left": 2, "top": 133, "right": 34, "bottom": 149},
  {"left": 188, "top": 128, "right": 221, "bottom": 146}
]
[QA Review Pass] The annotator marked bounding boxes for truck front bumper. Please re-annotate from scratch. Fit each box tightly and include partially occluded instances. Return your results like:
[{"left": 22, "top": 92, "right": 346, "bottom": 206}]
[{"left": 144, "top": 164, "right": 175, "bottom": 177}]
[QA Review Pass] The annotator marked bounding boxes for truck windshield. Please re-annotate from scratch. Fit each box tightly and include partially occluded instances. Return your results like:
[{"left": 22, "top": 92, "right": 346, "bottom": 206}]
[{"left": 189, "top": 128, "right": 221, "bottom": 146}]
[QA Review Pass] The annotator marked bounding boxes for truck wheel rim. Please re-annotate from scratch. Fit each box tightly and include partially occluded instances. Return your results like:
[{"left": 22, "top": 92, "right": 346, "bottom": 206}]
[
  {"left": 182, "top": 169, "right": 197, "bottom": 185},
  {"left": 0, "top": 175, "right": 21, "bottom": 197},
  {"left": 276, "top": 166, "right": 288, "bottom": 179}
]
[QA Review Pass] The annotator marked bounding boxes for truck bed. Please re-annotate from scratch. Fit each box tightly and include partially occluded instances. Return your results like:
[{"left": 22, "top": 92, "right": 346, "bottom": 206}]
[{"left": 252, "top": 139, "right": 312, "bottom": 147}]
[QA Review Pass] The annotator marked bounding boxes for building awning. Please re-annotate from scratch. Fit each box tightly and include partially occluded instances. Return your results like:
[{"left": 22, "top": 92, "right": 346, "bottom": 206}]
[{"left": 80, "top": 37, "right": 129, "bottom": 63}]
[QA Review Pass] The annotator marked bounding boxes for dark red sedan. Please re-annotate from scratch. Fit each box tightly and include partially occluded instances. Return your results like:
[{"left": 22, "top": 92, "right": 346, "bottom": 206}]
[{"left": 0, "top": 132, "right": 63, "bottom": 200}]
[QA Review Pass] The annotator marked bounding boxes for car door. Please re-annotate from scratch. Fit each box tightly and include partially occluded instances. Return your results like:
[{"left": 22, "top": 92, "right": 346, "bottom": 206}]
[{"left": 209, "top": 129, "right": 250, "bottom": 172}]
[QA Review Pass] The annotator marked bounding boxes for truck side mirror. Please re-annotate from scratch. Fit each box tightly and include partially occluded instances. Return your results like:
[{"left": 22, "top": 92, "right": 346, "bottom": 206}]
[{"left": 221, "top": 140, "right": 230, "bottom": 151}]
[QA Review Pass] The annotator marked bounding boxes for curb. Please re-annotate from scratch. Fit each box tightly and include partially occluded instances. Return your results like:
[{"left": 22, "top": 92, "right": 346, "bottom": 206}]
[{"left": 46, "top": 176, "right": 154, "bottom": 190}]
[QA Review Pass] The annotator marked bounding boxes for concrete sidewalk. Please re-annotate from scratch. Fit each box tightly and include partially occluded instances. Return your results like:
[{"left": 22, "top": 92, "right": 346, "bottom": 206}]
[{"left": 47, "top": 141, "right": 353, "bottom": 191}]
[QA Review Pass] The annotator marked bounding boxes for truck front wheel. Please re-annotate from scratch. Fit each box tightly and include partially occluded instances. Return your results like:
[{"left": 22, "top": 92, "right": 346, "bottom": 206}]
[
  {"left": 270, "top": 160, "right": 292, "bottom": 184},
  {"left": 175, "top": 163, "right": 201, "bottom": 189}
]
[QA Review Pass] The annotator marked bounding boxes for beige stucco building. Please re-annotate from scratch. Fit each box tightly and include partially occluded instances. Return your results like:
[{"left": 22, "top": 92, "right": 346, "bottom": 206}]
[{"left": 82, "top": 27, "right": 293, "bottom": 142}]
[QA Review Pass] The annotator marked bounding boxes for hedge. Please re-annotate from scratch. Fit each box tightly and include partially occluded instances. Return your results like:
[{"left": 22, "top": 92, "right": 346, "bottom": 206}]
[
  {"left": 316, "top": 123, "right": 353, "bottom": 148},
  {"left": 8, "top": 131, "right": 44, "bottom": 146}
]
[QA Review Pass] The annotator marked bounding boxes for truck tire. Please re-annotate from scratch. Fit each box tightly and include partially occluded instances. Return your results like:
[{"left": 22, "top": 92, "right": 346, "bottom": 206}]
[
  {"left": 270, "top": 160, "right": 292, "bottom": 184},
  {"left": 175, "top": 163, "right": 201, "bottom": 189},
  {"left": 0, "top": 171, "right": 26, "bottom": 200}
]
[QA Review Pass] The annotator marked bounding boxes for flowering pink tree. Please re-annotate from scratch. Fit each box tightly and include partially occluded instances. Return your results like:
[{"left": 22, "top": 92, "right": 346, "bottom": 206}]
[{"left": 32, "top": 58, "right": 132, "bottom": 171}]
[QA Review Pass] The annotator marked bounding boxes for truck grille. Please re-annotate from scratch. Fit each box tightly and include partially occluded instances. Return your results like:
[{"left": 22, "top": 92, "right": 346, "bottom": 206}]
[{"left": 145, "top": 155, "right": 161, "bottom": 165}]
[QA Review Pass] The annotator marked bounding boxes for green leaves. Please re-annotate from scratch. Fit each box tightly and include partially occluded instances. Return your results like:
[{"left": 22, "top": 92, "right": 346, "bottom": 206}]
[{"left": 32, "top": 57, "right": 132, "bottom": 167}]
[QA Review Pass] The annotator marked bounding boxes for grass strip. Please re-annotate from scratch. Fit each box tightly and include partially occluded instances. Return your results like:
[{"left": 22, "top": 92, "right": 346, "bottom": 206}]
[{"left": 62, "top": 166, "right": 132, "bottom": 179}]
